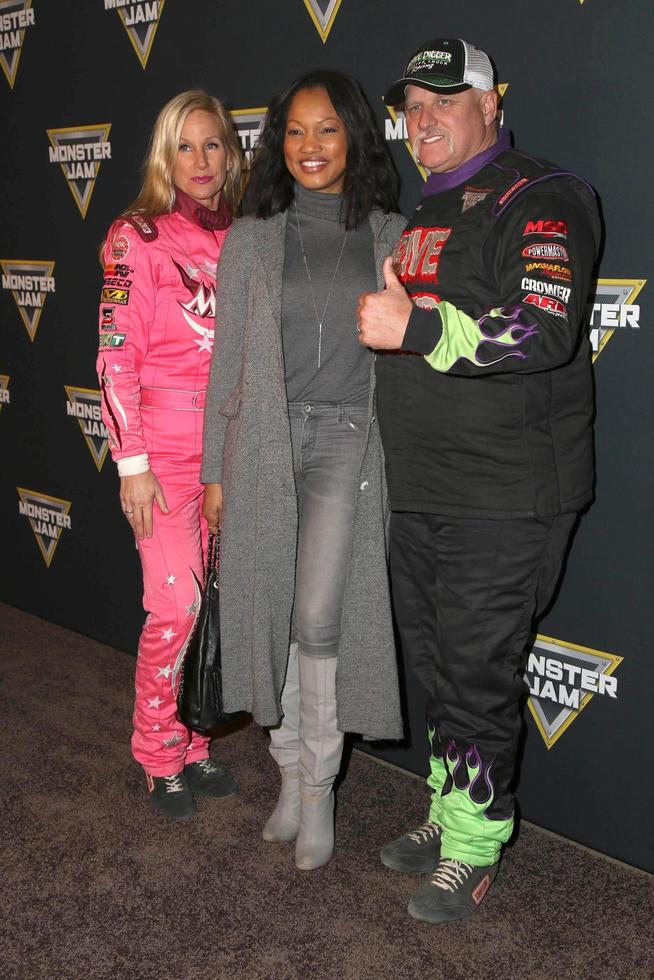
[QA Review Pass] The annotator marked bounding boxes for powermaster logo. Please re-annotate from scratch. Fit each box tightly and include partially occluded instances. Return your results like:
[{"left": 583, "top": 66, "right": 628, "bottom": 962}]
[
  {"left": 385, "top": 84, "right": 509, "bottom": 180},
  {"left": 302, "top": 0, "right": 344, "bottom": 42},
  {"left": 17, "top": 487, "right": 72, "bottom": 567},
  {"left": 65, "top": 386, "right": 110, "bottom": 471},
  {"left": 589, "top": 279, "right": 646, "bottom": 361},
  {"left": 0, "top": 0, "right": 35, "bottom": 89},
  {"left": 1, "top": 259, "right": 55, "bottom": 341},
  {"left": 47, "top": 124, "right": 112, "bottom": 218},
  {"left": 0, "top": 374, "right": 10, "bottom": 410},
  {"left": 230, "top": 108, "right": 267, "bottom": 165},
  {"left": 104, "top": 0, "right": 166, "bottom": 69},
  {"left": 525, "top": 634, "right": 622, "bottom": 749}
]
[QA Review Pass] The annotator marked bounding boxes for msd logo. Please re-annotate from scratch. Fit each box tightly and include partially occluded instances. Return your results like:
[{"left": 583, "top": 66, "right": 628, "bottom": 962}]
[{"left": 522, "top": 220, "right": 568, "bottom": 239}]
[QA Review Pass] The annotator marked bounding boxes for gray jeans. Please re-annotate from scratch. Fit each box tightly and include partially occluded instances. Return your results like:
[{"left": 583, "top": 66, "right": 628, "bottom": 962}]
[{"left": 288, "top": 401, "right": 368, "bottom": 658}]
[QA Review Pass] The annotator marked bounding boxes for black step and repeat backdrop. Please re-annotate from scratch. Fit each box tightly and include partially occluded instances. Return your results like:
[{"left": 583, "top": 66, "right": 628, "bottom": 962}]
[{"left": 1, "top": 1, "right": 652, "bottom": 872}]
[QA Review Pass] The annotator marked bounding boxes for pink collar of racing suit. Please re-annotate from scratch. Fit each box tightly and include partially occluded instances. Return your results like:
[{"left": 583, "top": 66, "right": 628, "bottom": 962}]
[{"left": 172, "top": 186, "right": 232, "bottom": 231}]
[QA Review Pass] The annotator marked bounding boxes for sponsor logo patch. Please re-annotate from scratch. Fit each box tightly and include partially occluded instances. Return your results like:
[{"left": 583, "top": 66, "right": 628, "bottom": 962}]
[
  {"left": 17, "top": 486, "right": 72, "bottom": 567},
  {"left": 522, "top": 243, "right": 569, "bottom": 261},
  {"left": 522, "top": 219, "right": 567, "bottom": 239},
  {"left": 101, "top": 287, "right": 129, "bottom": 304},
  {"left": 302, "top": 0, "right": 345, "bottom": 42},
  {"left": 105, "top": 0, "right": 166, "bottom": 68},
  {"left": 472, "top": 874, "right": 491, "bottom": 906},
  {"left": 0, "top": 0, "right": 36, "bottom": 89},
  {"left": 523, "top": 293, "right": 568, "bottom": 319},
  {"left": 99, "top": 330, "right": 126, "bottom": 347},
  {"left": 394, "top": 226, "right": 452, "bottom": 283},
  {"left": 461, "top": 186, "right": 492, "bottom": 213},
  {"left": 111, "top": 234, "right": 130, "bottom": 260},
  {"left": 65, "top": 386, "right": 110, "bottom": 471},
  {"left": 524, "top": 262, "right": 572, "bottom": 282},
  {"left": 526, "top": 634, "right": 622, "bottom": 749},
  {"left": 47, "top": 124, "right": 112, "bottom": 218},
  {"left": 520, "top": 278, "right": 571, "bottom": 303},
  {"left": 497, "top": 176, "right": 529, "bottom": 209},
  {"left": 1, "top": 259, "right": 56, "bottom": 341}
]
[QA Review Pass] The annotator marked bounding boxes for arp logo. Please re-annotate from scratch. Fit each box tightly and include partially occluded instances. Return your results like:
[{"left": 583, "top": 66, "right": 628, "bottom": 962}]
[
  {"left": 104, "top": 0, "right": 166, "bottom": 68},
  {"left": 522, "top": 219, "right": 567, "bottom": 239}
]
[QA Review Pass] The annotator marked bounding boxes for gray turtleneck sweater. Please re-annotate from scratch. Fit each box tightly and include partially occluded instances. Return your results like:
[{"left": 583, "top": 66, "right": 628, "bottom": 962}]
[{"left": 281, "top": 183, "right": 376, "bottom": 404}]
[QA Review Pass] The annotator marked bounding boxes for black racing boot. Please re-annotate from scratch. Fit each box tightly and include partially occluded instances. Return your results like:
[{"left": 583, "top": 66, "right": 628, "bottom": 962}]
[
  {"left": 146, "top": 771, "right": 196, "bottom": 821},
  {"left": 408, "top": 858, "right": 499, "bottom": 924},
  {"left": 380, "top": 820, "right": 442, "bottom": 873},
  {"left": 185, "top": 757, "right": 238, "bottom": 798}
]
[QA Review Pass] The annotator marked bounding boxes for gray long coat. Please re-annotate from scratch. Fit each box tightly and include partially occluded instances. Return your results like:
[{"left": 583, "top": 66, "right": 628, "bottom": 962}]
[{"left": 201, "top": 208, "right": 407, "bottom": 740}]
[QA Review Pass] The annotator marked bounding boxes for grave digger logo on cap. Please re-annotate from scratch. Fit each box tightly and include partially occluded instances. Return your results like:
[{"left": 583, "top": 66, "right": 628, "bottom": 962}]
[
  {"left": 0, "top": 374, "right": 10, "bottom": 410},
  {"left": 230, "top": 108, "right": 267, "bottom": 165},
  {"left": 65, "top": 386, "right": 109, "bottom": 472},
  {"left": 302, "top": 0, "right": 344, "bottom": 42},
  {"left": 104, "top": 0, "right": 166, "bottom": 69},
  {"left": 17, "top": 487, "right": 72, "bottom": 567},
  {"left": 589, "top": 278, "right": 646, "bottom": 361},
  {"left": 0, "top": 0, "right": 35, "bottom": 89},
  {"left": 47, "top": 124, "right": 112, "bottom": 218},
  {"left": 1, "top": 259, "right": 55, "bottom": 341},
  {"left": 384, "top": 84, "right": 509, "bottom": 180},
  {"left": 526, "top": 634, "right": 622, "bottom": 750}
]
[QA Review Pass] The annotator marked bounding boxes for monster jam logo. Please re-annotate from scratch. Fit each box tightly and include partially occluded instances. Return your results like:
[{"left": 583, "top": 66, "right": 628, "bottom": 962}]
[
  {"left": 104, "top": 0, "right": 166, "bottom": 68},
  {"left": 17, "top": 487, "right": 72, "bottom": 567},
  {"left": 230, "top": 108, "right": 267, "bottom": 165},
  {"left": 47, "top": 124, "right": 112, "bottom": 218},
  {"left": 385, "top": 85, "right": 509, "bottom": 180},
  {"left": 0, "top": 0, "right": 35, "bottom": 88},
  {"left": 0, "top": 374, "right": 10, "bottom": 410},
  {"left": 589, "top": 279, "right": 646, "bottom": 360},
  {"left": 1, "top": 259, "right": 55, "bottom": 341},
  {"left": 65, "top": 386, "right": 109, "bottom": 471},
  {"left": 525, "top": 634, "right": 622, "bottom": 749},
  {"left": 302, "top": 0, "right": 344, "bottom": 42}
]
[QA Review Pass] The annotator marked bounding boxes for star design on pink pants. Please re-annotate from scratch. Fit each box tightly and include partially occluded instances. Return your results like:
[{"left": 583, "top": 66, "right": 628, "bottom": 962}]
[
  {"left": 161, "top": 627, "right": 176, "bottom": 642},
  {"left": 156, "top": 664, "right": 172, "bottom": 679},
  {"left": 147, "top": 696, "right": 164, "bottom": 710},
  {"left": 151, "top": 723, "right": 161, "bottom": 732},
  {"left": 185, "top": 599, "right": 199, "bottom": 616},
  {"left": 165, "top": 574, "right": 176, "bottom": 586},
  {"left": 163, "top": 733, "right": 184, "bottom": 748}
]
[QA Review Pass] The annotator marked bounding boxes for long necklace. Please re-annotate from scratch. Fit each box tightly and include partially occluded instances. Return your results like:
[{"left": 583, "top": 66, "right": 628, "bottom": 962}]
[{"left": 293, "top": 202, "right": 348, "bottom": 368}]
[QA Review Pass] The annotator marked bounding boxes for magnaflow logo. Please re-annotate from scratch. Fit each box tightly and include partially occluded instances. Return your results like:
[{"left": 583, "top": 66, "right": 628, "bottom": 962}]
[
  {"left": 65, "top": 386, "right": 109, "bottom": 471},
  {"left": 47, "top": 124, "right": 112, "bottom": 218},
  {"left": 384, "top": 85, "right": 509, "bottom": 180},
  {"left": 0, "top": 374, "right": 10, "bottom": 410},
  {"left": 589, "top": 279, "right": 646, "bottom": 360},
  {"left": 302, "top": 0, "right": 344, "bottom": 42},
  {"left": 0, "top": 0, "right": 35, "bottom": 89},
  {"left": 230, "top": 108, "right": 267, "bottom": 165},
  {"left": 104, "top": 0, "right": 166, "bottom": 69},
  {"left": 1, "top": 259, "right": 55, "bottom": 341},
  {"left": 525, "top": 634, "right": 622, "bottom": 749},
  {"left": 17, "top": 487, "right": 72, "bottom": 567}
]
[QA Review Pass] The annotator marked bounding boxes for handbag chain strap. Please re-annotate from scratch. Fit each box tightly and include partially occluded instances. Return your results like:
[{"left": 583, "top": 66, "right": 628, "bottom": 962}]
[{"left": 207, "top": 530, "right": 220, "bottom": 578}]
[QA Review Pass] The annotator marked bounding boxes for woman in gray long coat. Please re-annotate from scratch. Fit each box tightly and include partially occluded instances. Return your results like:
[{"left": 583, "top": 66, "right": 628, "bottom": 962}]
[{"left": 201, "top": 70, "right": 405, "bottom": 871}]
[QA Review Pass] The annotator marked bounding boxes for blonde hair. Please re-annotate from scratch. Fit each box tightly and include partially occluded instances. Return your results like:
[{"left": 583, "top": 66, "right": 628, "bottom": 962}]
[{"left": 123, "top": 89, "right": 244, "bottom": 218}]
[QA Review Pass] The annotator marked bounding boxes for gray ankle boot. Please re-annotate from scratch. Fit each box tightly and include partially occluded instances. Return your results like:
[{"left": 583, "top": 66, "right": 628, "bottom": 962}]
[
  {"left": 262, "top": 643, "right": 301, "bottom": 842},
  {"left": 295, "top": 654, "right": 344, "bottom": 871}
]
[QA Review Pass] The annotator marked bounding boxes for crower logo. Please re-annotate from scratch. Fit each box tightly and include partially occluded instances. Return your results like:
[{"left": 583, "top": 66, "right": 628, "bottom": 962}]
[
  {"left": 589, "top": 278, "right": 646, "bottom": 360},
  {"left": 523, "top": 219, "right": 567, "bottom": 239},
  {"left": 385, "top": 85, "right": 508, "bottom": 181},
  {"left": 520, "top": 278, "right": 571, "bottom": 304},
  {"left": 302, "top": 0, "right": 344, "bottom": 42},
  {"left": 65, "top": 386, "right": 109, "bottom": 471},
  {"left": 0, "top": 0, "right": 35, "bottom": 89},
  {"left": 1, "top": 259, "right": 55, "bottom": 341},
  {"left": 47, "top": 124, "right": 112, "bottom": 218},
  {"left": 17, "top": 487, "right": 72, "bottom": 567},
  {"left": 526, "top": 634, "right": 622, "bottom": 749},
  {"left": 104, "top": 0, "right": 166, "bottom": 69},
  {"left": 230, "top": 108, "right": 267, "bottom": 165},
  {"left": 0, "top": 374, "right": 10, "bottom": 410}
]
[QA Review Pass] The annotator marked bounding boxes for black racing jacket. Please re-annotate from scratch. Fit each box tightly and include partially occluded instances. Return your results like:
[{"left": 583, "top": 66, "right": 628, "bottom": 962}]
[{"left": 375, "top": 146, "right": 601, "bottom": 518}]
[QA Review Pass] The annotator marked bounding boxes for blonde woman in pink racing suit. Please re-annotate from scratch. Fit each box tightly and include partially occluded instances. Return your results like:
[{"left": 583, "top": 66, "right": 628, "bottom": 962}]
[{"left": 97, "top": 91, "right": 243, "bottom": 820}]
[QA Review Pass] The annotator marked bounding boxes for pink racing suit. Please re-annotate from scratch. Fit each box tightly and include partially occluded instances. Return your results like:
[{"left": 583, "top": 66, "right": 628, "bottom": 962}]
[{"left": 96, "top": 193, "right": 230, "bottom": 776}]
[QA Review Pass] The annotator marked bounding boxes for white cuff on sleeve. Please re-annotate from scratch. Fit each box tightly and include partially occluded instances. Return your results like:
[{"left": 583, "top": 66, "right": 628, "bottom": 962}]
[{"left": 117, "top": 454, "right": 150, "bottom": 476}]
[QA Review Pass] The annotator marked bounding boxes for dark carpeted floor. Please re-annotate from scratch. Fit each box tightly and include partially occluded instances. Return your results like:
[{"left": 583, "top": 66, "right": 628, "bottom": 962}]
[{"left": 1, "top": 602, "right": 653, "bottom": 980}]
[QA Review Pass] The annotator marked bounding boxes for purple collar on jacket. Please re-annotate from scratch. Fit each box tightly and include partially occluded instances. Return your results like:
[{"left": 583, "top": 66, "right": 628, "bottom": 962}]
[
  {"left": 173, "top": 186, "right": 232, "bottom": 230},
  {"left": 422, "top": 128, "right": 512, "bottom": 197}
]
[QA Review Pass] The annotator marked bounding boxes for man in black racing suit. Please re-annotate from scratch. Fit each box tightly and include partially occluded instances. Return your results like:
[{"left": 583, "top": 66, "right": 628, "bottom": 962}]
[{"left": 357, "top": 37, "right": 600, "bottom": 925}]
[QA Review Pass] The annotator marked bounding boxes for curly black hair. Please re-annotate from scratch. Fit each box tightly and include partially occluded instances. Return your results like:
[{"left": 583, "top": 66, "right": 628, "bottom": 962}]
[{"left": 248, "top": 69, "right": 399, "bottom": 229}]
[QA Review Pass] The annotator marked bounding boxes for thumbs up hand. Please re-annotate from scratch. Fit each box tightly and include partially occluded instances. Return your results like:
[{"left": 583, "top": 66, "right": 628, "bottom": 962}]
[{"left": 357, "top": 256, "right": 413, "bottom": 349}]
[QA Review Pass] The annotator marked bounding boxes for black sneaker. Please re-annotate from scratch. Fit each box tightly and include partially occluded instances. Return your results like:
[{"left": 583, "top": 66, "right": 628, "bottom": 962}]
[
  {"left": 380, "top": 820, "right": 442, "bottom": 873},
  {"left": 408, "top": 858, "right": 499, "bottom": 924},
  {"left": 185, "top": 757, "right": 238, "bottom": 798},
  {"left": 146, "top": 772, "right": 196, "bottom": 821}
]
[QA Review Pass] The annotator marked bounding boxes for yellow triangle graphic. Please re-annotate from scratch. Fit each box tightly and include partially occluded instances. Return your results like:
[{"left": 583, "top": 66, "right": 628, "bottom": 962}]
[
  {"left": 46, "top": 124, "right": 112, "bottom": 218},
  {"left": 1, "top": 259, "right": 55, "bottom": 341},
  {"left": 0, "top": 374, "right": 10, "bottom": 412},
  {"left": 302, "top": 0, "right": 344, "bottom": 43},
  {"left": 0, "top": 0, "right": 34, "bottom": 89},
  {"left": 17, "top": 487, "right": 72, "bottom": 568},
  {"left": 115, "top": 0, "right": 166, "bottom": 68},
  {"left": 65, "top": 386, "right": 110, "bottom": 472},
  {"left": 591, "top": 278, "right": 646, "bottom": 361}
]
